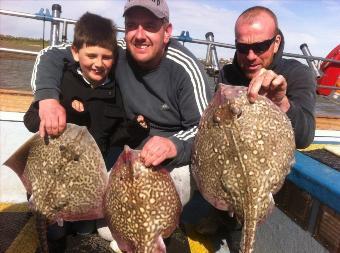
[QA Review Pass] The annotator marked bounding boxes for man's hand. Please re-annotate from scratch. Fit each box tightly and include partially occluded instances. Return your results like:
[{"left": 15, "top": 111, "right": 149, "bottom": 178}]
[
  {"left": 38, "top": 99, "right": 66, "bottom": 138},
  {"left": 140, "top": 136, "right": 177, "bottom": 167},
  {"left": 248, "top": 69, "right": 290, "bottom": 112}
]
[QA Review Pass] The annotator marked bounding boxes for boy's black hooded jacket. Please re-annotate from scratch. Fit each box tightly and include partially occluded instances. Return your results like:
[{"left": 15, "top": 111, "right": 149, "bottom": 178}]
[{"left": 24, "top": 63, "right": 148, "bottom": 158}]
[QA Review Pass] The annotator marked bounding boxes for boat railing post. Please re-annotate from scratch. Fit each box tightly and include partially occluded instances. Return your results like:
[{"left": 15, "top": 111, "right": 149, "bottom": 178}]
[
  {"left": 61, "top": 20, "right": 67, "bottom": 43},
  {"left": 205, "top": 32, "right": 220, "bottom": 78},
  {"left": 205, "top": 41, "right": 212, "bottom": 72},
  {"left": 50, "top": 4, "right": 61, "bottom": 46},
  {"left": 300, "top": 43, "right": 322, "bottom": 78}
]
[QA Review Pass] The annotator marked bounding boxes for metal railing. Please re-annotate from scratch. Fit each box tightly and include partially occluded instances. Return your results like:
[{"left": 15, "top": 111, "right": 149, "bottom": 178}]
[
  {"left": 0, "top": 47, "right": 39, "bottom": 55},
  {"left": 0, "top": 8, "right": 77, "bottom": 46},
  {"left": 173, "top": 32, "right": 340, "bottom": 63},
  {"left": 0, "top": 7, "right": 125, "bottom": 47},
  {"left": 1, "top": 5, "right": 340, "bottom": 88}
]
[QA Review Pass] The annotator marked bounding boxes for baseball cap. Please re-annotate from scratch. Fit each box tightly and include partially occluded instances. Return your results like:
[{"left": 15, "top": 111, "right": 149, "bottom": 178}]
[{"left": 123, "top": 0, "right": 169, "bottom": 20}]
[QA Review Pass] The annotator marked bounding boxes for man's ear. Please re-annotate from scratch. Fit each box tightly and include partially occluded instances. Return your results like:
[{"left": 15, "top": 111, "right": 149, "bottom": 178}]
[
  {"left": 71, "top": 46, "right": 79, "bottom": 62},
  {"left": 273, "top": 34, "right": 281, "bottom": 54},
  {"left": 164, "top": 23, "right": 173, "bottom": 43}
]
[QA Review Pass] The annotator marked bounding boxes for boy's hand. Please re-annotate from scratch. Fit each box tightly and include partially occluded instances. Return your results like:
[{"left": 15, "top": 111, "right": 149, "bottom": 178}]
[
  {"left": 136, "top": 115, "right": 148, "bottom": 128},
  {"left": 38, "top": 99, "right": 66, "bottom": 138},
  {"left": 71, "top": 99, "right": 85, "bottom": 112}
]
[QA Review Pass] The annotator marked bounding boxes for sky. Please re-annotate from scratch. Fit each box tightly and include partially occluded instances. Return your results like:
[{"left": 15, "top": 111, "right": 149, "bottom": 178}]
[{"left": 0, "top": 0, "right": 339, "bottom": 60}]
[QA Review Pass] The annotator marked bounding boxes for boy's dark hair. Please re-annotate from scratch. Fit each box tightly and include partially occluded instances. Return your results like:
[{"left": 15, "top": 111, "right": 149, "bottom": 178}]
[{"left": 73, "top": 12, "right": 117, "bottom": 54}]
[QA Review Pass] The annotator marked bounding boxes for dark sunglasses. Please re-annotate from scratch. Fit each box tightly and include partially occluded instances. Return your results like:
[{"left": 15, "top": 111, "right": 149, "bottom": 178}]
[{"left": 235, "top": 35, "right": 277, "bottom": 55}]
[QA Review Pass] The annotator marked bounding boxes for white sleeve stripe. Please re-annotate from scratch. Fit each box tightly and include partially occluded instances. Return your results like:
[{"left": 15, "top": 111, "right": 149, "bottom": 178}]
[
  {"left": 166, "top": 54, "right": 203, "bottom": 115},
  {"left": 167, "top": 47, "right": 209, "bottom": 108},
  {"left": 181, "top": 131, "right": 197, "bottom": 141},
  {"left": 117, "top": 39, "right": 126, "bottom": 49},
  {"left": 174, "top": 126, "right": 198, "bottom": 140},
  {"left": 175, "top": 128, "right": 198, "bottom": 141},
  {"left": 175, "top": 130, "right": 184, "bottom": 137},
  {"left": 175, "top": 126, "right": 197, "bottom": 138},
  {"left": 167, "top": 48, "right": 207, "bottom": 109},
  {"left": 167, "top": 48, "right": 209, "bottom": 115},
  {"left": 30, "top": 43, "right": 71, "bottom": 93}
]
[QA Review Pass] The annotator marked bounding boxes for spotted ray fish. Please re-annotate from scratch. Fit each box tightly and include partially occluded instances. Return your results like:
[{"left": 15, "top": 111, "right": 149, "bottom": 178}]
[
  {"left": 104, "top": 146, "right": 182, "bottom": 253},
  {"left": 4, "top": 123, "right": 108, "bottom": 252},
  {"left": 192, "top": 84, "right": 295, "bottom": 253}
]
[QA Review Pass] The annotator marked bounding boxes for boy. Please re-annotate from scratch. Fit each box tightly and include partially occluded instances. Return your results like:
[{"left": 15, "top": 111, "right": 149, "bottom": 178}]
[
  {"left": 24, "top": 12, "right": 148, "bottom": 251},
  {"left": 24, "top": 12, "right": 148, "bottom": 161}
]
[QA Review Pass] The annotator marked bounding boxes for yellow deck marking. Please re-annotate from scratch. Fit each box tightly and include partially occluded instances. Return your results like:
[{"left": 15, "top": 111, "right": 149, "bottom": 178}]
[
  {"left": 0, "top": 202, "right": 29, "bottom": 212},
  {"left": 185, "top": 224, "right": 215, "bottom": 253},
  {"left": 299, "top": 143, "right": 327, "bottom": 151},
  {"left": 324, "top": 144, "right": 340, "bottom": 157},
  {"left": 299, "top": 143, "right": 340, "bottom": 155},
  {"left": 1, "top": 202, "right": 37, "bottom": 253},
  {"left": 5, "top": 216, "right": 38, "bottom": 253}
]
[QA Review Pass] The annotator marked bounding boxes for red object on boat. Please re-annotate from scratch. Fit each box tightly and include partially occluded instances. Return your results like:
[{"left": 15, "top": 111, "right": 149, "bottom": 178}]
[{"left": 317, "top": 44, "right": 340, "bottom": 96}]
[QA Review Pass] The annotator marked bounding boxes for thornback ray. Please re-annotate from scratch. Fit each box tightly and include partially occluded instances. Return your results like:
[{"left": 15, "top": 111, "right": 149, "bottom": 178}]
[
  {"left": 192, "top": 84, "right": 295, "bottom": 253},
  {"left": 104, "top": 145, "right": 182, "bottom": 253},
  {"left": 3, "top": 123, "right": 109, "bottom": 252}
]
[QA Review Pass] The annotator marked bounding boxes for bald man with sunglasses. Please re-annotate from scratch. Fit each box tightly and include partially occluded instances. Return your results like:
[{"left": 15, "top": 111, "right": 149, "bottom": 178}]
[{"left": 219, "top": 6, "right": 316, "bottom": 149}]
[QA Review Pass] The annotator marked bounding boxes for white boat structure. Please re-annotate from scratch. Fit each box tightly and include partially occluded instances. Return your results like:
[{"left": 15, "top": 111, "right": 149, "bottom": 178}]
[{"left": 0, "top": 4, "right": 339, "bottom": 253}]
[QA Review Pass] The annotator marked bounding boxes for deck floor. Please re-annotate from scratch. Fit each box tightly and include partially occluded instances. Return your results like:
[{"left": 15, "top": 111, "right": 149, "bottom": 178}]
[{"left": 0, "top": 200, "right": 232, "bottom": 253}]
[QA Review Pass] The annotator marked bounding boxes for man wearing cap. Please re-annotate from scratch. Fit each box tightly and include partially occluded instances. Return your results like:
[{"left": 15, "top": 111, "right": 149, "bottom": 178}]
[{"left": 30, "top": 0, "right": 212, "bottom": 243}]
